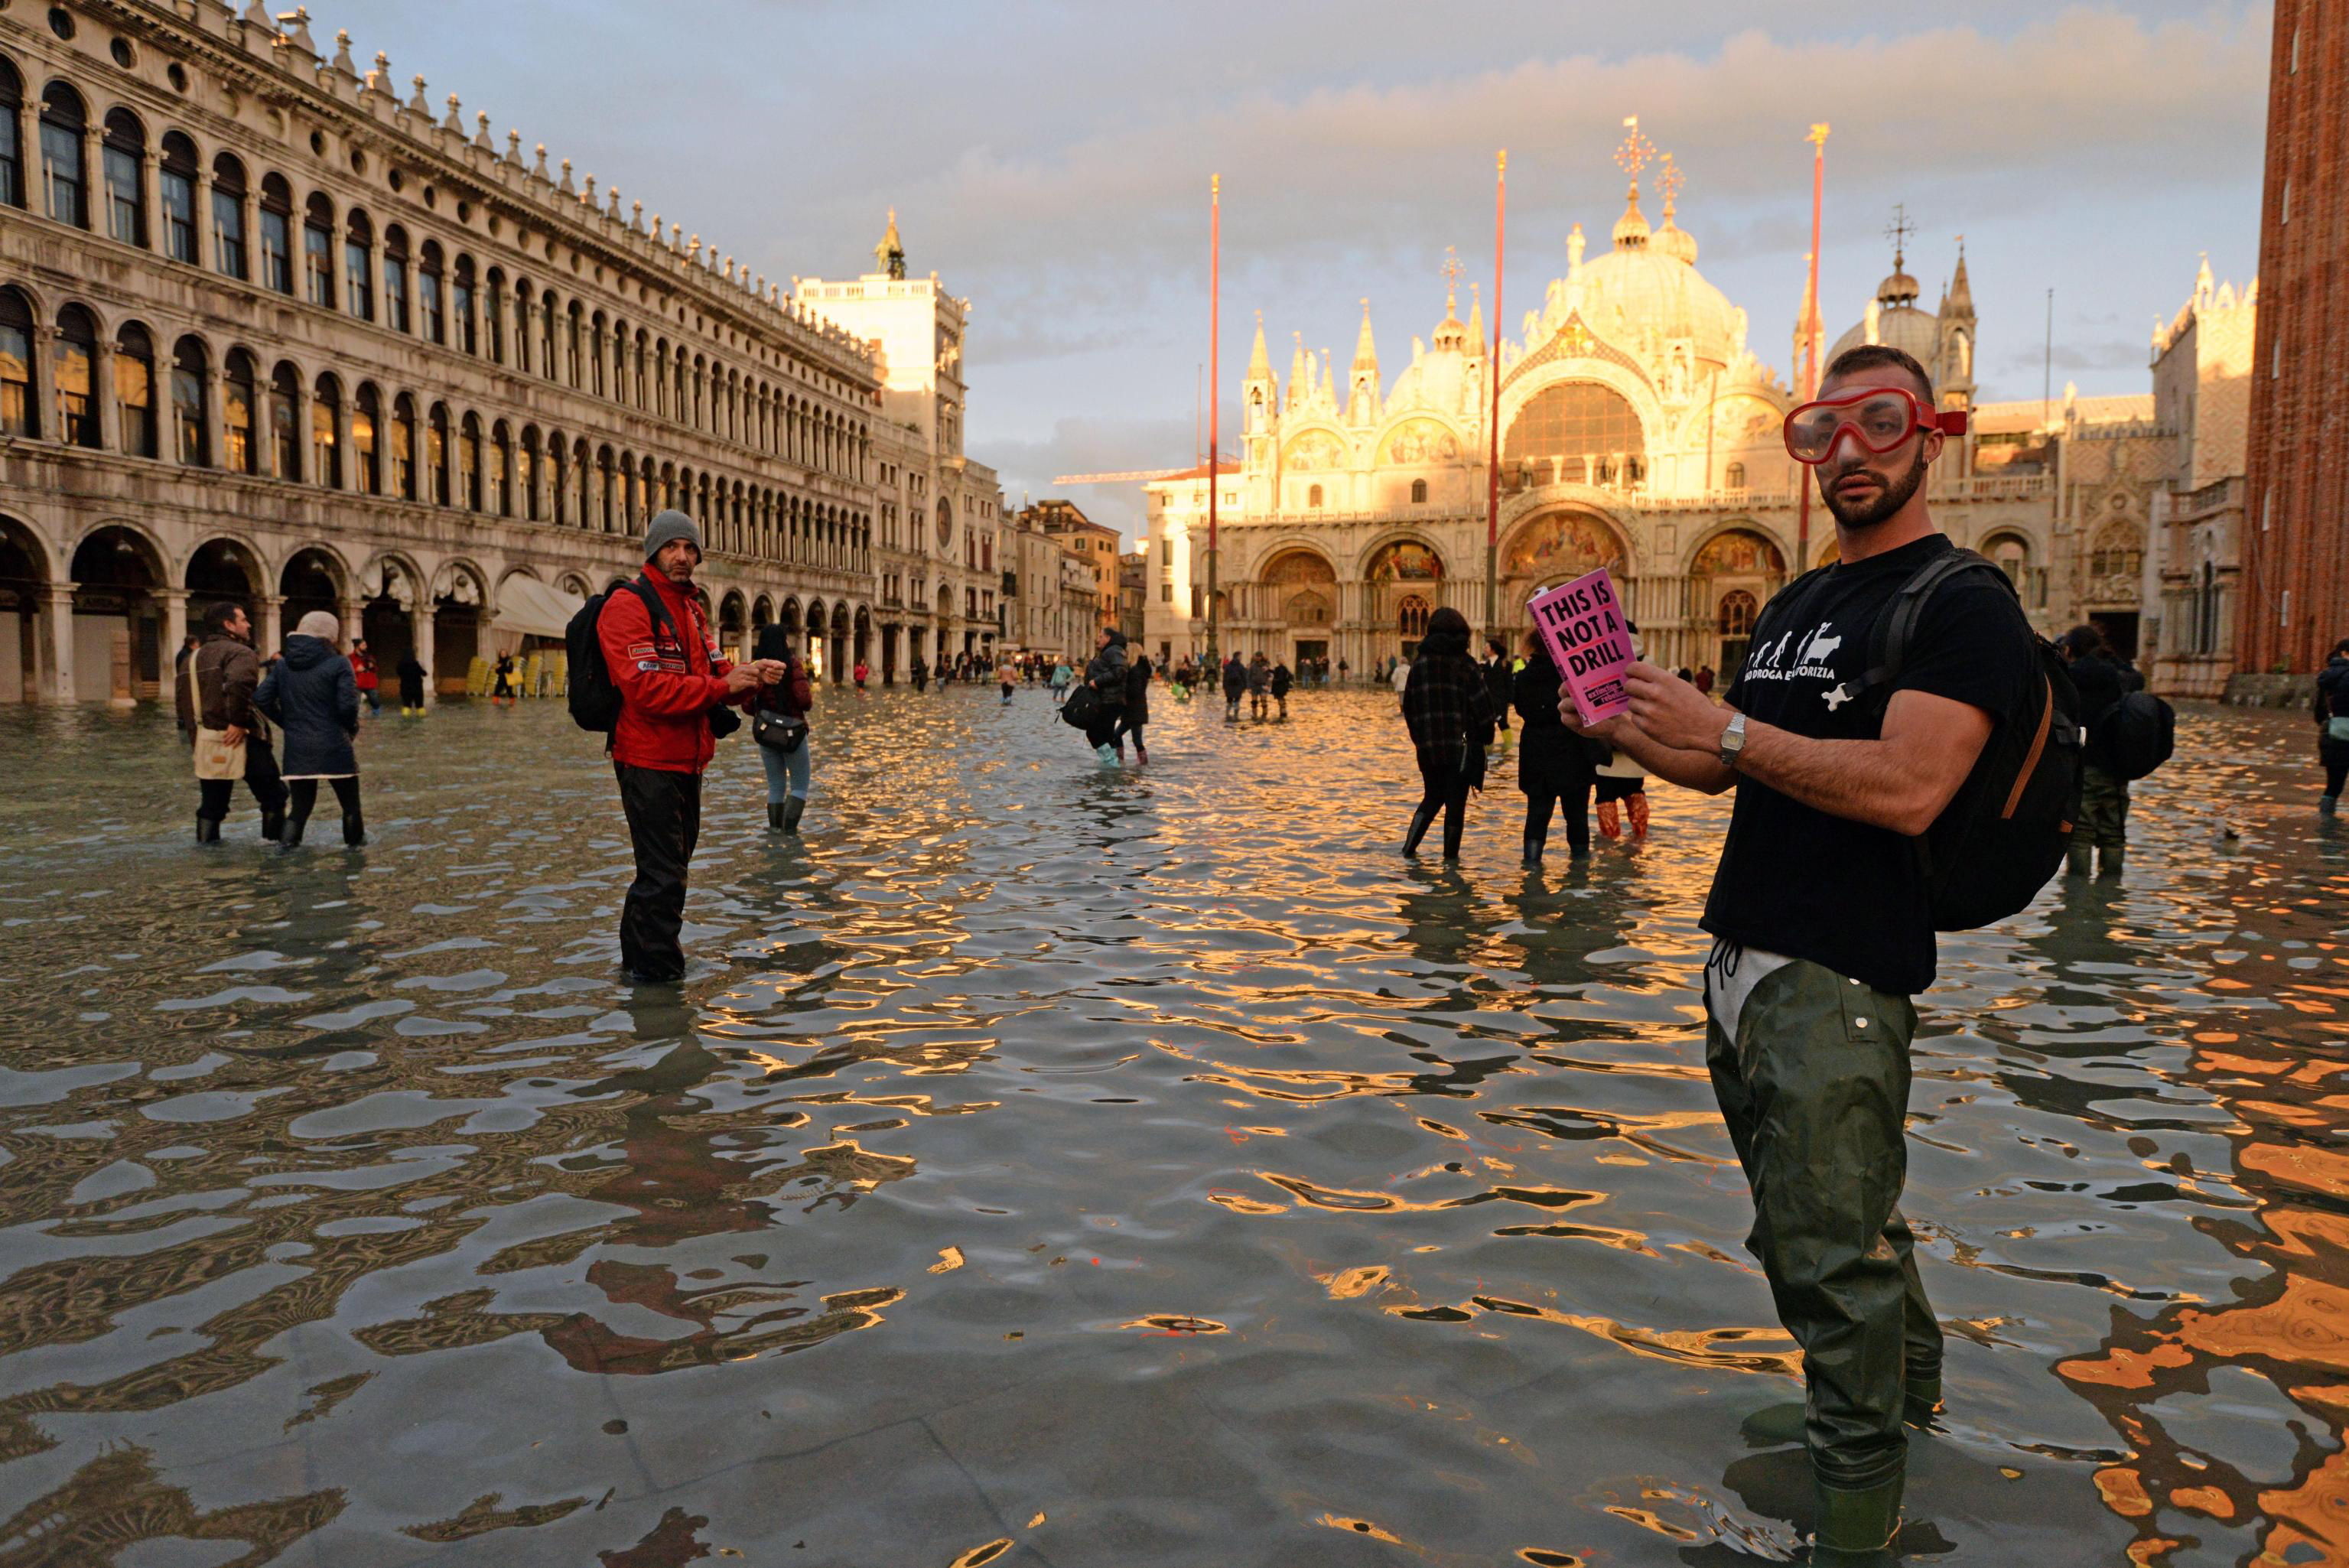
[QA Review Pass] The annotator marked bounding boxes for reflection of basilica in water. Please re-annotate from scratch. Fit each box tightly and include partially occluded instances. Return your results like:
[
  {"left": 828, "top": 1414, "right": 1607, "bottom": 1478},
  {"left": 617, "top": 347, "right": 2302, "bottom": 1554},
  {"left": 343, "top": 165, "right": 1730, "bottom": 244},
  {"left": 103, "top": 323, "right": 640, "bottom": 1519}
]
[{"left": 1143, "top": 125, "right": 2247, "bottom": 682}]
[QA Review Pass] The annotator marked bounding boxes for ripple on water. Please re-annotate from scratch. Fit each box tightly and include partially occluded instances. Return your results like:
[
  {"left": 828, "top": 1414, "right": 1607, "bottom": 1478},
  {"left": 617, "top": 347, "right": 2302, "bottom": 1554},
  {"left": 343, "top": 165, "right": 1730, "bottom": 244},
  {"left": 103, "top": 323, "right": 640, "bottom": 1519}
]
[{"left": 0, "top": 695, "right": 2339, "bottom": 1564}]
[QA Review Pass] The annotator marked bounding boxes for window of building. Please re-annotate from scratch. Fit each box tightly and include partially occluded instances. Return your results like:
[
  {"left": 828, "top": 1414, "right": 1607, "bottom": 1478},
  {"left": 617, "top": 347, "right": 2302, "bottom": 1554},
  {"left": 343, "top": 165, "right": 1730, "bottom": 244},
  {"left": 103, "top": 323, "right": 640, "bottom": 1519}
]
[
  {"left": 426, "top": 403, "right": 450, "bottom": 505},
  {"left": 1398, "top": 594, "right": 1430, "bottom": 639},
  {"left": 1716, "top": 589, "right": 1757, "bottom": 637},
  {"left": 1410, "top": 478, "right": 1427, "bottom": 504},
  {"left": 381, "top": 225, "right": 408, "bottom": 332},
  {"left": 568, "top": 304, "right": 584, "bottom": 388},
  {"left": 352, "top": 384, "right": 379, "bottom": 493},
  {"left": 452, "top": 255, "right": 476, "bottom": 355},
  {"left": 0, "top": 58, "right": 22, "bottom": 210},
  {"left": 223, "top": 350, "right": 255, "bottom": 473},
  {"left": 342, "top": 207, "right": 373, "bottom": 321},
  {"left": 100, "top": 108, "right": 145, "bottom": 245},
  {"left": 114, "top": 320, "right": 157, "bottom": 457},
  {"left": 301, "top": 193, "right": 333, "bottom": 307},
  {"left": 518, "top": 428, "right": 538, "bottom": 520},
  {"left": 0, "top": 288, "right": 34, "bottom": 437},
  {"left": 171, "top": 335, "right": 206, "bottom": 464},
  {"left": 389, "top": 392, "right": 415, "bottom": 499},
  {"left": 460, "top": 412, "right": 482, "bottom": 510},
  {"left": 1308, "top": 483, "right": 1323, "bottom": 509},
  {"left": 268, "top": 360, "right": 300, "bottom": 479},
  {"left": 1502, "top": 379, "right": 1645, "bottom": 486},
  {"left": 210, "top": 153, "right": 246, "bottom": 278},
  {"left": 485, "top": 268, "right": 505, "bottom": 364},
  {"left": 418, "top": 242, "right": 444, "bottom": 343},
  {"left": 490, "top": 422, "right": 512, "bottom": 515},
  {"left": 258, "top": 174, "right": 293, "bottom": 294},
  {"left": 310, "top": 374, "right": 340, "bottom": 487},
  {"left": 40, "top": 83, "right": 88, "bottom": 229},
  {"left": 53, "top": 304, "right": 97, "bottom": 447},
  {"left": 1724, "top": 460, "right": 1745, "bottom": 490},
  {"left": 541, "top": 290, "right": 558, "bottom": 379},
  {"left": 159, "top": 132, "right": 198, "bottom": 262}
]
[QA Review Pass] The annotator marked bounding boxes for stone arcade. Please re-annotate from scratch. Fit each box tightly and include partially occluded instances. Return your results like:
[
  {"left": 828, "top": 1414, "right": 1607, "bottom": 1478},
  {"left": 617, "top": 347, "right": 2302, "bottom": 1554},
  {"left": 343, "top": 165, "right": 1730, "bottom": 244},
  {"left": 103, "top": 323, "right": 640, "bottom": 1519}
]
[{"left": 0, "top": 4, "right": 1005, "bottom": 703}]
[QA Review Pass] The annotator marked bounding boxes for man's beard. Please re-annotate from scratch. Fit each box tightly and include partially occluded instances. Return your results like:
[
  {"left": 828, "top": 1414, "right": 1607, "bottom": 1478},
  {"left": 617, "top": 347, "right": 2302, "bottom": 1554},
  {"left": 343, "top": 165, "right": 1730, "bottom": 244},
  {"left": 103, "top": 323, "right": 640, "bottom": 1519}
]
[{"left": 1820, "top": 444, "right": 1928, "bottom": 529}]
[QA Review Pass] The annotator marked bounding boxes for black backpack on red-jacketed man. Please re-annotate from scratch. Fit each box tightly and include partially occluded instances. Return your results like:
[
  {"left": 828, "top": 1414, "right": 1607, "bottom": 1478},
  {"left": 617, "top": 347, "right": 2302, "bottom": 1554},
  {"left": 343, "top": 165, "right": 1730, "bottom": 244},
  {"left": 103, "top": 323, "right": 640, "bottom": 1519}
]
[{"left": 567, "top": 581, "right": 684, "bottom": 736}]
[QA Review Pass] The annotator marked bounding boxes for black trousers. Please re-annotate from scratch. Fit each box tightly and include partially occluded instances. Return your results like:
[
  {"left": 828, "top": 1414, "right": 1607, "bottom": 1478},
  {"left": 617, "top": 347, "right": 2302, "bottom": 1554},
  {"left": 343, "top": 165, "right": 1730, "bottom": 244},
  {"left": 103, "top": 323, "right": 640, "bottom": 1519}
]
[
  {"left": 1524, "top": 779, "right": 1593, "bottom": 857},
  {"left": 2321, "top": 734, "right": 2349, "bottom": 799},
  {"left": 1415, "top": 751, "right": 1473, "bottom": 858},
  {"left": 614, "top": 763, "right": 702, "bottom": 981},
  {"left": 288, "top": 777, "right": 363, "bottom": 839},
  {"left": 1083, "top": 711, "right": 1123, "bottom": 750},
  {"left": 199, "top": 736, "right": 288, "bottom": 822}
]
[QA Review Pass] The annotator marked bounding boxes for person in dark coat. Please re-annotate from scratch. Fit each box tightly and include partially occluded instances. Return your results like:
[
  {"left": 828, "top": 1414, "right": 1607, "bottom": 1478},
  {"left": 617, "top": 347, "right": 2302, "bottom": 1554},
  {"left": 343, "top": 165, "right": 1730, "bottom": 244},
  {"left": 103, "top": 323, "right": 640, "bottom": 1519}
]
[
  {"left": 1513, "top": 631, "right": 1596, "bottom": 864},
  {"left": 1483, "top": 638, "right": 1514, "bottom": 743},
  {"left": 2059, "top": 625, "right": 2132, "bottom": 878},
  {"left": 190, "top": 600, "right": 288, "bottom": 844},
  {"left": 396, "top": 649, "right": 428, "bottom": 715},
  {"left": 750, "top": 625, "right": 816, "bottom": 833},
  {"left": 1114, "top": 650, "right": 1153, "bottom": 763},
  {"left": 1080, "top": 626, "right": 1130, "bottom": 764},
  {"left": 1270, "top": 660, "right": 1293, "bottom": 718},
  {"left": 2316, "top": 639, "right": 2349, "bottom": 812},
  {"left": 1222, "top": 652, "right": 1248, "bottom": 720},
  {"left": 1400, "top": 606, "right": 1495, "bottom": 860},
  {"left": 254, "top": 610, "right": 364, "bottom": 847}
]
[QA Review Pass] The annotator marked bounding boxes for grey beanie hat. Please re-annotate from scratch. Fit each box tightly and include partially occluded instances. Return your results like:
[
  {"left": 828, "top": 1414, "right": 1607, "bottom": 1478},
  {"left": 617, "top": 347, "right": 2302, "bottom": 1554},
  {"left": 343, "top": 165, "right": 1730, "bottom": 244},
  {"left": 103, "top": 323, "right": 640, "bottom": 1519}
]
[{"left": 643, "top": 509, "right": 703, "bottom": 561}]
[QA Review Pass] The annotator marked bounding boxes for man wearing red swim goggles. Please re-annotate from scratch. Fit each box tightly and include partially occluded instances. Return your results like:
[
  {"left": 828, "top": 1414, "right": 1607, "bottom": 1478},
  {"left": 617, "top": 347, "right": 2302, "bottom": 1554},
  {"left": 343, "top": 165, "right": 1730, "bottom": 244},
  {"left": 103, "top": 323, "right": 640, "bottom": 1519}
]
[{"left": 1558, "top": 344, "right": 2038, "bottom": 1561}]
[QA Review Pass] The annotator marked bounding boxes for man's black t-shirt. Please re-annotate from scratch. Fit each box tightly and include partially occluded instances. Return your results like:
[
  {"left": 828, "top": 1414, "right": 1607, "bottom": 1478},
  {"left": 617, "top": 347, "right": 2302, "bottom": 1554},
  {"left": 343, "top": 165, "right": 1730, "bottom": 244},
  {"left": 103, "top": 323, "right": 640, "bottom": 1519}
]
[{"left": 1702, "top": 533, "right": 2036, "bottom": 995}]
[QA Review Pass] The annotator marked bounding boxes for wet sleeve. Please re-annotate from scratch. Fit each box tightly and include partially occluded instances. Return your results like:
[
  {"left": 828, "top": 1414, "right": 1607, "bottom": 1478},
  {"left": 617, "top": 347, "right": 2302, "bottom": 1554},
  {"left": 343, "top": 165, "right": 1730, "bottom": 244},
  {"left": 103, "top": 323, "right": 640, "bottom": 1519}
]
[
  {"left": 1895, "top": 577, "right": 2035, "bottom": 730},
  {"left": 335, "top": 661, "right": 360, "bottom": 734},
  {"left": 252, "top": 665, "right": 282, "bottom": 726},
  {"left": 599, "top": 590, "right": 727, "bottom": 717}
]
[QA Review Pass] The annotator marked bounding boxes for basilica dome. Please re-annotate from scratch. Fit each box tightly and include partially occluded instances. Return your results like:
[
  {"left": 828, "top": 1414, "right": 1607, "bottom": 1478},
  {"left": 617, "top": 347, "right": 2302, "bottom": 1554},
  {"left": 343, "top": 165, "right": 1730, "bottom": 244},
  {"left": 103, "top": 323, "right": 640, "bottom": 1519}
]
[
  {"left": 1829, "top": 260, "right": 1937, "bottom": 366},
  {"left": 1569, "top": 198, "right": 1749, "bottom": 369}
]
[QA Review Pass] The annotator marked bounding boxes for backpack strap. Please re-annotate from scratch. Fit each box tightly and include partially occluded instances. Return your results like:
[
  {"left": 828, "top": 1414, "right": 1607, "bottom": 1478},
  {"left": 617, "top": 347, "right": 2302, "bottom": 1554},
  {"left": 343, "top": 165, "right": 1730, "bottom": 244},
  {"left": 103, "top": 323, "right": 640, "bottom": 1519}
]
[
  {"left": 626, "top": 577, "right": 695, "bottom": 670},
  {"left": 1827, "top": 548, "right": 2012, "bottom": 715}
]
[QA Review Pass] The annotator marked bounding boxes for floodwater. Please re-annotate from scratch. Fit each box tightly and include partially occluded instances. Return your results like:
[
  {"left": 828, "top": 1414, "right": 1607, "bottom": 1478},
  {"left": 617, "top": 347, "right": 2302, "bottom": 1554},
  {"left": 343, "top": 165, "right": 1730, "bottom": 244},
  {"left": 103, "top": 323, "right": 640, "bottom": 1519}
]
[{"left": 0, "top": 686, "right": 2341, "bottom": 1568}]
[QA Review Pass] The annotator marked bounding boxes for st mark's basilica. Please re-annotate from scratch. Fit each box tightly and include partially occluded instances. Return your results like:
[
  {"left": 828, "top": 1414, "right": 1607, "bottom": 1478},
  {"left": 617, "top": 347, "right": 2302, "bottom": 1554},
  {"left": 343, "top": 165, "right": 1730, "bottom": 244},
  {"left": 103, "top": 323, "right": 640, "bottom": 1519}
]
[{"left": 1143, "top": 124, "right": 2250, "bottom": 690}]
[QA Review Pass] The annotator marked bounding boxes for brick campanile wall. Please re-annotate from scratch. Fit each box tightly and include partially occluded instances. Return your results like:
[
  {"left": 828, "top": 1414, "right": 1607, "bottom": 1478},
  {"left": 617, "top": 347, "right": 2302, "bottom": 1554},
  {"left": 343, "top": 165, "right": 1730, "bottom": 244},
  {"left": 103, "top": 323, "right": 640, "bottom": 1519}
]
[{"left": 2241, "top": 0, "right": 2349, "bottom": 675}]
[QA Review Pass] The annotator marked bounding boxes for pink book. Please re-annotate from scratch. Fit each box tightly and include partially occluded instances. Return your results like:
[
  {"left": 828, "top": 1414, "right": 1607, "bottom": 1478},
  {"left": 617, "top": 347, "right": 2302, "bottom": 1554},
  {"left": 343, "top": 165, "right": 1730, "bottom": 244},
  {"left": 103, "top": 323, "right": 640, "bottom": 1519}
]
[{"left": 1529, "top": 568, "right": 1635, "bottom": 726}]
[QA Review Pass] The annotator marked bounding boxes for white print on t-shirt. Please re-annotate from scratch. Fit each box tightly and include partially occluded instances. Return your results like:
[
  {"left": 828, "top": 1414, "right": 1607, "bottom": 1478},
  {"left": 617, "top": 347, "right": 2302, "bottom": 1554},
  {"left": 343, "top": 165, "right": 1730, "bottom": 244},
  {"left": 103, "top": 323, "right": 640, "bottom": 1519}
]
[{"left": 1740, "top": 620, "right": 1845, "bottom": 690}]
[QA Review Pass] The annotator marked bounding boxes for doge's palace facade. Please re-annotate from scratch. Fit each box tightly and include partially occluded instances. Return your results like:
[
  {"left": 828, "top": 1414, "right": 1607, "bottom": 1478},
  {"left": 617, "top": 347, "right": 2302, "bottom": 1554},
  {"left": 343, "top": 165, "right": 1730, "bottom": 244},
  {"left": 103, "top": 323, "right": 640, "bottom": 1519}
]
[{"left": 0, "top": 2, "right": 934, "bottom": 703}]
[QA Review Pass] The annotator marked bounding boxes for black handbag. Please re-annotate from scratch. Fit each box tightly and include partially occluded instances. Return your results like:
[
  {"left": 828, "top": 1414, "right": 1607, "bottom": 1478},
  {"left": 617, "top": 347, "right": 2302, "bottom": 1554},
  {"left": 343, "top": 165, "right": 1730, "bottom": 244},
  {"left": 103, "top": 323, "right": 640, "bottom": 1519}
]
[
  {"left": 1061, "top": 682, "right": 1101, "bottom": 728},
  {"left": 753, "top": 707, "right": 807, "bottom": 753}
]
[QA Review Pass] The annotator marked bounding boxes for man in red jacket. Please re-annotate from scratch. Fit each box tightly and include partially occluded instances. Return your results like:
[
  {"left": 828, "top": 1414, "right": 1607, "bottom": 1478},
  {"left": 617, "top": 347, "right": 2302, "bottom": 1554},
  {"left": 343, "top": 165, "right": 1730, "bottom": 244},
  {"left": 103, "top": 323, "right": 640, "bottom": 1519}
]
[{"left": 599, "top": 510, "right": 782, "bottom": 981}]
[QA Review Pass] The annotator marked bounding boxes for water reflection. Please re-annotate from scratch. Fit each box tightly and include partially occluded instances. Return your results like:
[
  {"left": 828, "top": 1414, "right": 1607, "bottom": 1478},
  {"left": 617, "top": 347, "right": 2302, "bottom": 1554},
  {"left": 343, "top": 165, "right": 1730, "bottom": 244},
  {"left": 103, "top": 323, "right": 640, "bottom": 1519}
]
[{"left": 0, "top": 696, "right": 2338, "bottom": 1564}]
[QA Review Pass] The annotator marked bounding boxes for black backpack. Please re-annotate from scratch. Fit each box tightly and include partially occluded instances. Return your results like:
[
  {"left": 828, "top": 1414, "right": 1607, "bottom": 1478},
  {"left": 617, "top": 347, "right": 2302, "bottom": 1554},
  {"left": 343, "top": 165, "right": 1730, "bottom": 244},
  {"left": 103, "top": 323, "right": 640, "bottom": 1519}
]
[
  {"left": 2102, "top": 691, "right": 2175, "bottom": 782},
  {"left": 1843, "top": 549, "right": 2084, "bottom": 931},
  {"left": 566, "top": 579, "right": 683, "bottom": 735}
]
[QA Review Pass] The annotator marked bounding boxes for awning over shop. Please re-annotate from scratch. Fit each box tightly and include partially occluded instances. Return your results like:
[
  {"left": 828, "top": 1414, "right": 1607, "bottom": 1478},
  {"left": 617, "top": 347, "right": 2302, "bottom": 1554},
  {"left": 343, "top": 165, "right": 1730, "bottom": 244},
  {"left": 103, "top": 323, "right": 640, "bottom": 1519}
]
[{"left": 491, "top": 574, "right": 585, "bottom": 639}]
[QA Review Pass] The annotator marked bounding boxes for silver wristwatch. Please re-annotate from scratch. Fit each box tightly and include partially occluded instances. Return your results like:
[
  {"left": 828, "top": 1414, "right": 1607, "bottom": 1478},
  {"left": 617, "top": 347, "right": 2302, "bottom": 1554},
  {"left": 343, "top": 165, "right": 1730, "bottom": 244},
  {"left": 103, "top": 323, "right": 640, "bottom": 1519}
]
[{"left": 1717, "top": 712, "right": 1748, "bottom": 769}]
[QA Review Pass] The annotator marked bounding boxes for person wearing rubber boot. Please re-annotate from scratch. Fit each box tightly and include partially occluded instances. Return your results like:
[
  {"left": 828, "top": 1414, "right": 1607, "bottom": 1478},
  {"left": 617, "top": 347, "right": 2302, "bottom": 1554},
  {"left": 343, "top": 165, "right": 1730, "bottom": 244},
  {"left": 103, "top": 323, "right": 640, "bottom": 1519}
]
[
  {"left": 1399, "top": 606, "right": 1495, "bottom": 860},
  {"left": 1560, "top": 344, "right": 2035, "bottom": 1562},
  {"left": 750, "top": 624, "right": 815, "bottom": 834},
  {"left": 2058, "top": 626, "right": 2130, "bottom": 879},
  {"left": 600, "top": 512, "right": 781, "bottom": 982},
  {"left": 189, "top": 600, "right": 288, "bottom": 844}
]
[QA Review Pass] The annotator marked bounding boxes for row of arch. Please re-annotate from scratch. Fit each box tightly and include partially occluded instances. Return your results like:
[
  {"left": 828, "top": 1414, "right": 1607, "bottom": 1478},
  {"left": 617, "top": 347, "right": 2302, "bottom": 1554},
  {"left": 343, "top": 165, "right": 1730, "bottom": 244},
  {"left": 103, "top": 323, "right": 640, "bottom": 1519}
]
[
  {"left": 0, "top": 511, "right": 990, "bottom": 701},
  {"left": 0, "top": 53, "right": 871, "bottom": 480},
  {"left": 0, "top": 283, "right": 875, "bottom": 573}
]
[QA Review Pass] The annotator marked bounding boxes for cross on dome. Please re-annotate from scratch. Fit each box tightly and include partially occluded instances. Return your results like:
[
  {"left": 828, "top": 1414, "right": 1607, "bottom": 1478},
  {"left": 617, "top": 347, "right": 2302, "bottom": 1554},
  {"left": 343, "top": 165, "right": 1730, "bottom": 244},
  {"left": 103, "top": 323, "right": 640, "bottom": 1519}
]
[{"left": 1615, "top": 115, "right": 1654, "bottom": 183}]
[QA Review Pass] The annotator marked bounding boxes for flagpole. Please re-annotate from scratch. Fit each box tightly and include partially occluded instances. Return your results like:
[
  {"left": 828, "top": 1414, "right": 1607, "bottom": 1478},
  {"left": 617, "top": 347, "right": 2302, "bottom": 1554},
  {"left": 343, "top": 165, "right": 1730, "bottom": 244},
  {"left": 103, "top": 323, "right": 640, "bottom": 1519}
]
[
  {"left": 1206, "top": 173, "right": 1220, "bottom": 669},
  {"left": 1485, "top": 149, "right": 1505, "bottom": 645},
  {"left": 1797, "top": 123, "right": 1829, "bottom": 567}
]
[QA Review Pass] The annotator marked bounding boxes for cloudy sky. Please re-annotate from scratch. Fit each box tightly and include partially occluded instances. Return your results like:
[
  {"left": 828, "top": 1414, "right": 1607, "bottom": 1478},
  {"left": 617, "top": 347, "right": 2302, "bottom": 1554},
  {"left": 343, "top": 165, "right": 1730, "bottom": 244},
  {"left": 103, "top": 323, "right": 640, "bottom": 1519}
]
[{"left": 356, "top": 2, "right": 2270, "bottom": 541}]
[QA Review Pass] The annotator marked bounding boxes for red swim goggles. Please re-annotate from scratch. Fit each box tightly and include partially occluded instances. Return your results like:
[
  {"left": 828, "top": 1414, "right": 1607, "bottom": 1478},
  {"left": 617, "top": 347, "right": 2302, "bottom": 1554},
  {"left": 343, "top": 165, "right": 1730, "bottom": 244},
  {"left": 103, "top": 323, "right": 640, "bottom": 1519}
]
[{"left": 1782, "top": 387, "right": 1968, "bottom": 465}]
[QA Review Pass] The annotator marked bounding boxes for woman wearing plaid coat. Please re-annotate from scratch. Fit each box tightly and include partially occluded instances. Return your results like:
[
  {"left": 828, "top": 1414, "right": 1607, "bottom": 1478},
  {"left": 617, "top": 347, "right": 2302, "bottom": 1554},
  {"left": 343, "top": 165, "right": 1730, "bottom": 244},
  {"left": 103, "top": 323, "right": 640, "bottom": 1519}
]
[{"left": 1399, "top": 606, "right": 1496, "bottom": 860}]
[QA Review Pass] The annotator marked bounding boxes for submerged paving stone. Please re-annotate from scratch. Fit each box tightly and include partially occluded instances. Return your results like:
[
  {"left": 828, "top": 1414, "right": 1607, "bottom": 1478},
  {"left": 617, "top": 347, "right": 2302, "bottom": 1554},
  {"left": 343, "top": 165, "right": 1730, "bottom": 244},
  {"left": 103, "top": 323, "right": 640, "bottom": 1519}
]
[{"left": 0, "top": 690, "right": 2340, "bottom": 1565}]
